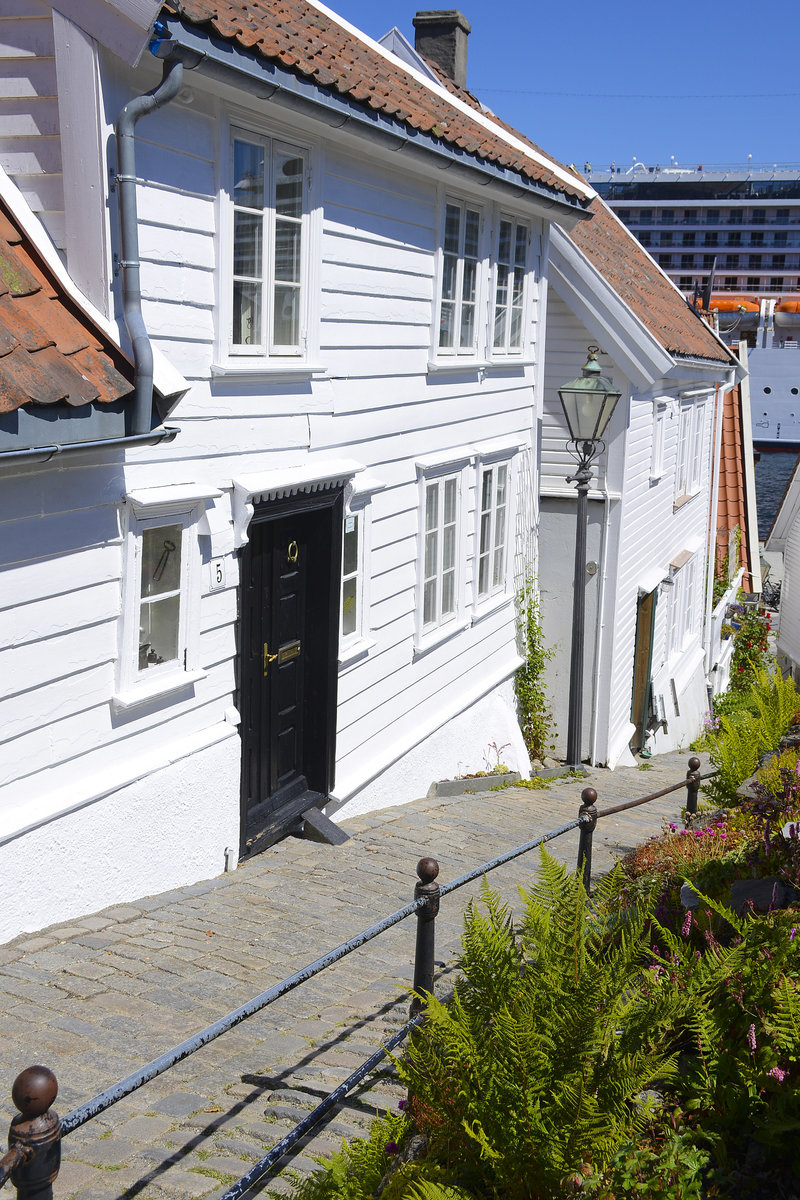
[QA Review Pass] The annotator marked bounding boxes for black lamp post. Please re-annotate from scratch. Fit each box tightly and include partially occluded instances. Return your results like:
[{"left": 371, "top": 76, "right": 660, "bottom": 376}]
[{"left": 557, "top": 347, "right": 622, "bottom": 770}]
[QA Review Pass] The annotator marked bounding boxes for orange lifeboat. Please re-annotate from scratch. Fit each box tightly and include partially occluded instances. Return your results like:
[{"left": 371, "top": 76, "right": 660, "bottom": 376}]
[
  {"left": 774, "top": 296, "right": 800, "bottom": 333},
  {"left": 706, "top": 293, "right": 760, "bottom": 331}
]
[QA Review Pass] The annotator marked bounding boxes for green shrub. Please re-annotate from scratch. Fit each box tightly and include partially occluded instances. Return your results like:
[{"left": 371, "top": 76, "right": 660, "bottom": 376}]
[
  {"left": 654, "top": 899, "right": 800, "bottom": 1175},
  {"left": 584, "top": 1111, "right": 709, "bottom": 1198},
  {"left": 704, "top": 668, "right": 800, "bottom": 805},
  {"left": 396, "top": 855, "right": 689, "bottom": 1199},
  {"left": 728, "top": 607, "right": 773, "bottom": 691}
]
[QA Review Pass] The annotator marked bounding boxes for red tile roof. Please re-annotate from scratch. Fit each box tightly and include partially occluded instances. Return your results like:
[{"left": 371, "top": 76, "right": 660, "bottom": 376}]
[
  {"left": 569, "top": 197, "right": 734, "bottom": 363},
  {"left": 716, "top": 386, "right": 753, "bottom": 589},
  {"left": 161, "top": 0, "right": 589, "bottom": 205},
  {"left": 0, "top": 204, "right": 133, "bottom": 415}
]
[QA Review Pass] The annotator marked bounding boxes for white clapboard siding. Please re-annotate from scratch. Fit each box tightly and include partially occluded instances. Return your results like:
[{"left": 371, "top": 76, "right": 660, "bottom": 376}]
[
  {"left": 602, "top": 389, "right": 716, "bottom": 758},
  {"left": 541, "top": 291, "right": 613, "bottom": 490},
  {"left": 0, "top": 43, "right": 548, "bottom": 873},
  {"left": 779, "top": 512, "right": 800, "bottom": 670},
  {"left": 0, "top": 5, "right": 63, "bottom": 246}
]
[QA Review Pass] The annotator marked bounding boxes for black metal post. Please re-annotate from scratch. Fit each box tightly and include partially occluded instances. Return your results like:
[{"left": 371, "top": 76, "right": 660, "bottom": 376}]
[
  {"left": 410, "top": 857, "right": 440, "bottom": 1017},
  {"left": 565, "top": 459, "right": 593, "bottom": 770},
  {"left": 685, "top": 755, "right": 701, "bottom": 816},
  {"left": 6, "top": 1068, "right": 61, "bottom": 1200},
  {"left": 576, "top": 786, "right": 598, "bottom": 893}
]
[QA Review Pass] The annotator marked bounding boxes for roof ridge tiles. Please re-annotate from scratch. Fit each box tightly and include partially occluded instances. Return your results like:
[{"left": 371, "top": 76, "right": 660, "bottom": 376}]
[{"left": 162, "top": 0, "right": 592, "bottom": 204}]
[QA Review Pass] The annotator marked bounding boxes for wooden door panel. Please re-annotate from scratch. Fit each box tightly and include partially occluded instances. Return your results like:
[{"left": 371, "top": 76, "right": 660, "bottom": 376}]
[{"left": 238, "top": 491, "right": 343, "bottom": 857}]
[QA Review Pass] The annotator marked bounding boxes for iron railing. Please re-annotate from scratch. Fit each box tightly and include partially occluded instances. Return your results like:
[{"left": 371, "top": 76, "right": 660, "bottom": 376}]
[{"left": 0, "top": 757, "right": 705, "bottom": 1200}]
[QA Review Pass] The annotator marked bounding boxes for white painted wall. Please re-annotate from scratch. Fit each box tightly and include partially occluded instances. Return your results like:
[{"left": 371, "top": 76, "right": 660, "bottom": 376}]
[
  {"left": 541, "top": 288, "right": 718, "bottom": 767},
  {"left": 0, "top": 35, "right": 551, "bottom": 940},
  {"left": 0, "top": 0, "right": 64, "bottom": 249},
  {"left": 777, "top": 506, "right": 800, "bottom": 681},
  {"left": 0, "top": 732, "right": 239, "bottom": 944}
]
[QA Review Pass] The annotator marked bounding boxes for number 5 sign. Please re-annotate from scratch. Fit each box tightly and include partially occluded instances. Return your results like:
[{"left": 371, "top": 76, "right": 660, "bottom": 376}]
[{"left": 209, "top": 557, "right": 226, "bottom": 591}]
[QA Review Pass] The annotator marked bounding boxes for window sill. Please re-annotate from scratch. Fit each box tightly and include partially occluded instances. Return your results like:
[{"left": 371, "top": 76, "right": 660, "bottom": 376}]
[
  {"left": 414, "top": 616, "right": 470, "bottom": 659},
  {"left": 211, "top": 361, "right": 328, "bottom": 383},
  {"left": 112, "top": 669, "right": 207, "bottom": 713},
  {"left": 338, "top": 636, "right": 375, "bottom": 669},
  {"left": 472, "top": 592, "right": 513, "bottom": 623},
  {"left": 426, "top": 357, "right": 534, "bottom": 376},
  {"left": 673, "top": 490, "right": 700, "bottom": 510}
]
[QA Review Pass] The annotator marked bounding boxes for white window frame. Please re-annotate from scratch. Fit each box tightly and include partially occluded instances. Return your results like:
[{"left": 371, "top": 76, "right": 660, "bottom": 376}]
[
  {"left": 675, "top": 401, "right": 705, "bottom": 503},
  {"left": 415, "top": 454, "right": 471, "bottom": 653},
  {"left": 668, "top": 552, "right": 699, "bottom": 659},
  {"left": 473, "top": 453, "right": 514, "bottom": 612},
  {"left": 115, "top": 487, "right": 219, "bottom": 710},
  {"left": 436, "top": 198, "right": 484, "bottom": 357},
  {"left": 339, "top": 475, "right": 384, "bottom": 667},
  {"left": 651, "top": 401, "right": 667, "bottom": 481},
  {"left": 491, "top": 216, "right": 529, "bottom": 356},
  {"left": 216, "top": 117, "right": 320, "bottom": 375}
]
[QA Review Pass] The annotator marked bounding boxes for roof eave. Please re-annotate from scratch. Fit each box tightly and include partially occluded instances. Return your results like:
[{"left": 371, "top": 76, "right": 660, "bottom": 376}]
[
  {"left": 162, "top": 15, "right": 591, "bottom": 223},
  {"left": 549, "top": 226, "right": 675, "bottom": 389}
]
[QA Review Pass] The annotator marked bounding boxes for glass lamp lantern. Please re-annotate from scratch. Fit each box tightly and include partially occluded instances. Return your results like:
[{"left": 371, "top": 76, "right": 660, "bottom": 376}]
[{"left": 557, "top": 346, "right": 622, "bottom": 455}]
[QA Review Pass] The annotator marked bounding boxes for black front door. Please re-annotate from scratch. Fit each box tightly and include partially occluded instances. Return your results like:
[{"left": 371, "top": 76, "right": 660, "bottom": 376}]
[{"left": 239, "top": 491, "right": 342, "bottom": 856}]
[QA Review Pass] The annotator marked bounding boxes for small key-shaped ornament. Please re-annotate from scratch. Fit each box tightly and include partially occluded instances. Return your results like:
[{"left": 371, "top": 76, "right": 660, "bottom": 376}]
[{"left": 152, "top": 539, "right": 176, "bottom": 582}]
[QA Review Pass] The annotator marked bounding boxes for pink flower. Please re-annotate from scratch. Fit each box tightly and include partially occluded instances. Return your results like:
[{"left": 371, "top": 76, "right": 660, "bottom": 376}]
[
  {"left": 682, "top": 909, "right": 693, "bottom": 936},
  {"left": 769, "top": 1067, "right": 787, "bottom": 1082},
  {"left": 747, "top": 1023, "right": 757, "bottom": 1052}
]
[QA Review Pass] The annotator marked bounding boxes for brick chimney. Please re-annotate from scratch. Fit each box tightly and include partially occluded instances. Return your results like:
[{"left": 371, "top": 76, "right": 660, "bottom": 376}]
[{"left": 412, "top": 10, "right": 471, "bottom": 90}]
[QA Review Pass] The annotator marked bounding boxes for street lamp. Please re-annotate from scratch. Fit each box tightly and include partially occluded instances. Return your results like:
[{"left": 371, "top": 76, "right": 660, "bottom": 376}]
[{"left": 558, "top": 347, "right": 622, "bottom": 770}]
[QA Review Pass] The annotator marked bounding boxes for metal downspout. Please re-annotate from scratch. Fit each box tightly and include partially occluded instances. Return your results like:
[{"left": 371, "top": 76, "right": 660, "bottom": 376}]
[{"left": 115, "top": 53, "right": 184, "bottom": 434}]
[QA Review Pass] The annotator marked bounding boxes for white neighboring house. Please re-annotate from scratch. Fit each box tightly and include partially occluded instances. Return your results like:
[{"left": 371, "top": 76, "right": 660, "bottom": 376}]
[
  {"left": 539, "top": 197, "right": 741, "bottom": 767},
  {"left": 766, "top": 460, "right": 800, "bottom": 682},
  {"left": 0, "top": 1, "right": 595, "bottom": 941}
]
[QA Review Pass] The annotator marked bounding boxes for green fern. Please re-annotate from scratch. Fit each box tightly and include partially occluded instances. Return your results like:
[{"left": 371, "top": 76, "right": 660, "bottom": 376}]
[{"left": 396, "top": 853, "right": 690, "bottom": 1199}]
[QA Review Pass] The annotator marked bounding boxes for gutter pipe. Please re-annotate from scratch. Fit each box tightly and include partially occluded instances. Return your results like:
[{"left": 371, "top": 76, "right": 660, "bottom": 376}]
[
  {"left": 115, "top": 37, "right": 188, "bottom": 435},
  {"left": 0, "top": 426, "right": 179, "bottom": 467}
]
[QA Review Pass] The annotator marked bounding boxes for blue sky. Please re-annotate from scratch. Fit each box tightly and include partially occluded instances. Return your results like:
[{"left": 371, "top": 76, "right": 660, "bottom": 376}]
[{"left": 326, "top": 0, "right": 795, "bottom": 172}]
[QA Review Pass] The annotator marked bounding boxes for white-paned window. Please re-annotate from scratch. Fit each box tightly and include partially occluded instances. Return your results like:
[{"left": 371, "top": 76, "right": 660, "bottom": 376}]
[
  {"left": 492, "top": 218, "right": 528, "bottom": 353},
  {"left": 651, "top": 402, "right": 667, "bottom": 481},
  {"left": 339, "top": 476, "right": 384, "bottom": 664},
  {"left": 690, "top": 401, "right": 705, "bottom": 491},
  {"left": 116, "top": 487, "right": 219, "bottom": 709},
  {"left": 675, "top": 401, "right": 705, "bottom": 501},
  {"left": 438, "top": 201, "right": 482, "bottom": 354},
  {"left": 420, "top": 472, "right": 462, "bottom": 631},
  {"left": 230, "top": 131, "right": 308, "bottom": 356},
  {"left": 341, "top": 511, "right": 361, "bottom": 641},
  {"left": 477, "top": 461, "right": 509, "bottom": 598},
  {"left": 669, "top": 553, "right": 699, "bottom": 657}
]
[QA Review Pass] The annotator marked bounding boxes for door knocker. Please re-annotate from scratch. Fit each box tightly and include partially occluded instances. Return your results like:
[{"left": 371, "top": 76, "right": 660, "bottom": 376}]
[{"left": 287, "top": 540, "right": 299, "bottom": 564}]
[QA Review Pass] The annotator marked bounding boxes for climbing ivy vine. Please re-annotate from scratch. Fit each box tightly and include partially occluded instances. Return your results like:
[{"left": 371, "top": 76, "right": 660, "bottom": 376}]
[{"left": 514, "top": 573, "right": 555, "bottom": 762}]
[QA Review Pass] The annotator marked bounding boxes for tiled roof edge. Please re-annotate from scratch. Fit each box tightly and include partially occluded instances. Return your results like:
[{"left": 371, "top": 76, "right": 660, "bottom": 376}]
[
  {"left": 303, "top": 0, "right": 594, "bottom": 201},
  {"left": 0, "top": 167, "right": 189, "bottom": 402}
]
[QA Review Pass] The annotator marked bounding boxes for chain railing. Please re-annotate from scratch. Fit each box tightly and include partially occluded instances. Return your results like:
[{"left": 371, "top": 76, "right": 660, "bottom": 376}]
[{"left": 0, "top": 757, "right": 705, "bottom": 1200}]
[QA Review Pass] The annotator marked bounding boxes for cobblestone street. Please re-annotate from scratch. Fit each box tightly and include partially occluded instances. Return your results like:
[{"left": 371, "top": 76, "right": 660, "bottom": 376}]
[{"left": 0, "top": 752, "right": 707, "bottom": 1200}]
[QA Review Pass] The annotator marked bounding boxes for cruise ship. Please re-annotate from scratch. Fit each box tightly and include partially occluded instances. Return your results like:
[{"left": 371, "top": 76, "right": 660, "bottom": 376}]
[{"left": 586, "top": 162, "right": 800, "bottom": 447}]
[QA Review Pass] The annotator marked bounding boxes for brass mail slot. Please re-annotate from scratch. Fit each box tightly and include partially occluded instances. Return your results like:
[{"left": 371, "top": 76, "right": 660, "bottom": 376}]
[{"left": 278, "top": 639, "right": 301, "bottom": 665}]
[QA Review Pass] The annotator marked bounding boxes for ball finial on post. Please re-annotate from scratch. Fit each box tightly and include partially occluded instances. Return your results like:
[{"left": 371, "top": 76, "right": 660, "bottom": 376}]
[{"left": 7, "top": 1066, "right": 61, "bottom": 1200}]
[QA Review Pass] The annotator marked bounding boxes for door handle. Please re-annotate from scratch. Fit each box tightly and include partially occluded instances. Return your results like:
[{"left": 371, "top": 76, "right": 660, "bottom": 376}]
[{"left": 263, "top": 643, "right": 278, "bottom": 676}]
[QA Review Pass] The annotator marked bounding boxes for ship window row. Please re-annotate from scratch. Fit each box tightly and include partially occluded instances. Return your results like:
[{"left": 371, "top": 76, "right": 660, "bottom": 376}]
[
  {"left": 675, "top": 275, "right": 796, "bottom": 294},
  {"left": 617, "top": 208, "right": 796, "bottom": 228},
  {"left": 639, "top": 231, "right": 799, "bottom": 250}
]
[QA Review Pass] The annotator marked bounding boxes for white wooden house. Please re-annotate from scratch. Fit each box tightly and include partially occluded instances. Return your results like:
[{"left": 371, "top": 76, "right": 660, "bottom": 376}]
[
  {"left": 766, "top": 459, "right": 800, "bottom": 682},
  {"left": 539, "top": 197, "right": 741, "bottom": 766},
  {"left": 0, "top": 0, "right": 596, "bottom": 941}
]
